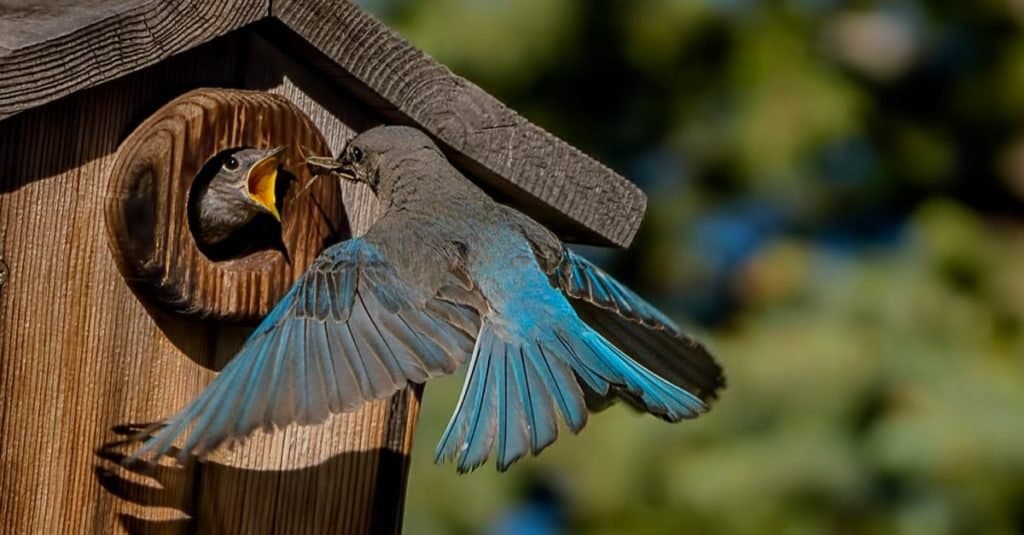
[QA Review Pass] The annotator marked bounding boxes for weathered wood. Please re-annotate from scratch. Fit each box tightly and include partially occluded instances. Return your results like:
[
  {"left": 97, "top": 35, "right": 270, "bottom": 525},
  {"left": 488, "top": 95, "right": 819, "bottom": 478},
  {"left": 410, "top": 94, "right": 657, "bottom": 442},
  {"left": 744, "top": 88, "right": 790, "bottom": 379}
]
[
  {"left": 0, "top": 0, "right": 267, "bottom": 121},
  {"left": 106, "top": 88, "right": 344, "bottom": 322},
  {"left": 271, "top": 0, "right": 646, "bottom": 246},
  {"left": 0, "top": 33, "right": 411, "bottom": 535},
  {"left": 0, "top": 36, "right": 246, "bottom": 534},
  {"left": 0, "top": 0, "right": 647, "bottom": 247}
]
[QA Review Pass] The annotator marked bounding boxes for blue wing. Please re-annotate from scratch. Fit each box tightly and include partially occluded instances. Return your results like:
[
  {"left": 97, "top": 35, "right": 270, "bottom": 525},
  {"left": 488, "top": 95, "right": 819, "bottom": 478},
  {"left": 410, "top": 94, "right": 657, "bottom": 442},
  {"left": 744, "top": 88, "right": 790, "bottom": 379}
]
[
  {"left": 129, "top": 238, "right": 478, "bottom": 463},
  {"left": 555, "top": 250, "right": 725, "bottom": 404}
]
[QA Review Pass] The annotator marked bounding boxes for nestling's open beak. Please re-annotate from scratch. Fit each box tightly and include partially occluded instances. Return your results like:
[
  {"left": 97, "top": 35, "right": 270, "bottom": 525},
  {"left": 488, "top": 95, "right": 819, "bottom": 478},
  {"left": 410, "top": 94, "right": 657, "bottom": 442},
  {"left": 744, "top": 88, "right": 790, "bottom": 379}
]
[{"left": 247, "top": 146, "right": 286, "bottom": 221}]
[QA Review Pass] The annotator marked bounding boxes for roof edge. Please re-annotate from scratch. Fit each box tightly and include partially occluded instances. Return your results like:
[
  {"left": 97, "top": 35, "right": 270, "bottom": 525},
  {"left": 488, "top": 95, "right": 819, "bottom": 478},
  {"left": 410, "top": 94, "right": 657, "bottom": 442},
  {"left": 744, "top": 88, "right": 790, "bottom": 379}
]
[
  {"left": 0, "top": 0, "right": 646, "bottom": 246},
  {"left": 0, "top": 0, "right": 269, "bottom": 121}
]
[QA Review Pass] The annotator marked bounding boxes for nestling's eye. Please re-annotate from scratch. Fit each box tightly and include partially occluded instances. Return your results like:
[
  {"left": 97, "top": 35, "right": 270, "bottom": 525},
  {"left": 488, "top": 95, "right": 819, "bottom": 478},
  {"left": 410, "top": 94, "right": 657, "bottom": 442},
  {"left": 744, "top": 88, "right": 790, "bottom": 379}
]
[
  {"left": 224, "top": 156, "right": 239, "bottom": 170},
  {"left": 350, "top": 146, "right": 364, "bottom": 163}
]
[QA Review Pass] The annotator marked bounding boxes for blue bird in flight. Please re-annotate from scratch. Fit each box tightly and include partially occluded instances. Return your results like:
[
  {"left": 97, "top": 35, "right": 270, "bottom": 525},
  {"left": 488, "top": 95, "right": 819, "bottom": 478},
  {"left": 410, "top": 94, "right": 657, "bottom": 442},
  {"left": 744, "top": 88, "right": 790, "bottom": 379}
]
[{"left": 130, "top": 125, "right": 725, "bottom": 473}]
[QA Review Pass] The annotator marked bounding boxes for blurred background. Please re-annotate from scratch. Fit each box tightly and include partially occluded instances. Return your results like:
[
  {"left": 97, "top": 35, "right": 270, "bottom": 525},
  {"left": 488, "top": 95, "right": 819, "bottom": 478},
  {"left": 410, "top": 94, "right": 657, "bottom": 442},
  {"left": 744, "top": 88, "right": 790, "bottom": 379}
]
[{"left": 358, "top": 1, "right": 1024, "bottom": 533}]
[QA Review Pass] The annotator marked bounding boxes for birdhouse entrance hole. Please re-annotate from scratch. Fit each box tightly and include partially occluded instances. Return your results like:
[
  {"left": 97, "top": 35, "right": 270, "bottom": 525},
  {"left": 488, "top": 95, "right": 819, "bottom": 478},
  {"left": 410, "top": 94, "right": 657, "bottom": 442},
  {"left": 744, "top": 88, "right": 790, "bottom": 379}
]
[
  {"left": 105, "top": 88, "right": 347, "bottom": 323},
  {"left": 186, "top": 146, "right": 296, "bottom": 263}
]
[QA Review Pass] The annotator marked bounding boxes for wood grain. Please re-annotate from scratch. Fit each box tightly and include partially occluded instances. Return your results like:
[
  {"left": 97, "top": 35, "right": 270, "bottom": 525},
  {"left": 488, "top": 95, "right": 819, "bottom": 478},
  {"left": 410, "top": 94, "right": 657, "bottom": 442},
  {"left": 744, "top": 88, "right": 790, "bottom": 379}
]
[
  {"left": 0, "top": 0, "right": 267, "bottom": 121},
  {"left": 0, "top": 36, "right": 248, "bottom": 534},
  {"left": 0, "top": 32, "right": 413, "bottom": 535},
  {"left": 105, "top": 88, "right": 345, "bottom": 322},
  {"left": 271, "top": 0, "right": 646, "bottom": 247},
  {"left": 0, "top": 0, "right": 647, "bottom": 247}
]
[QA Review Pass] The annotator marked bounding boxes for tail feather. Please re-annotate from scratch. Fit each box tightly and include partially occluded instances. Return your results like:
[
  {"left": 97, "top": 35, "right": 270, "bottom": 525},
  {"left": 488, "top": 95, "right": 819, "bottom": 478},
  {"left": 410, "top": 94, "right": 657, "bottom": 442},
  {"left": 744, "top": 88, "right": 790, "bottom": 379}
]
[
  {"left": 497, "top": 346, "right": 530, "bottom": 470},
  {"left": 530, "top": 343, "right": 588, "bottom": 432},
  {"left": 459, "top": 336, "right": 500, "bottom": 471},
  {"left": 512, "top": 346, "right": 558, "bottom": 459},
  {"left": 435, "top": 321, "right": 586, "bottom": 473}
]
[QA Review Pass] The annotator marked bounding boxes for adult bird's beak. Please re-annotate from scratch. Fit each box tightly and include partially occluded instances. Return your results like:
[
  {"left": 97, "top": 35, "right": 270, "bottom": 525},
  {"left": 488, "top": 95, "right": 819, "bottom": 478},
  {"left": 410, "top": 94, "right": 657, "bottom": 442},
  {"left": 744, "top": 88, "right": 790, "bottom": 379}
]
[
  {"left": 246, "top": 146, "right": 286, "bottom": 221},
  {"left": 334, "top": 152, "right": 357, "bottom": 182},
  {"left": 304, "top": 154, "right": 356, "bottom": 185}
]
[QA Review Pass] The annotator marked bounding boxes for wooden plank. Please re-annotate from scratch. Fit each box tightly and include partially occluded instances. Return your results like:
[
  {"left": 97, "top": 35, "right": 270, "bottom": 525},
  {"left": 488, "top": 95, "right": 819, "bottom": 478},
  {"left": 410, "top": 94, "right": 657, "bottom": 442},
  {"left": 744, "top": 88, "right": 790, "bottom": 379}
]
[
  {"left": 0, "top": 0, "right": 267, "bottom": 121},
  {"left": 0, "top": 36, "right": 247, "bottom": 534},
  {"left": 271, "top": 0, "right": 646, "bottom": 246}
]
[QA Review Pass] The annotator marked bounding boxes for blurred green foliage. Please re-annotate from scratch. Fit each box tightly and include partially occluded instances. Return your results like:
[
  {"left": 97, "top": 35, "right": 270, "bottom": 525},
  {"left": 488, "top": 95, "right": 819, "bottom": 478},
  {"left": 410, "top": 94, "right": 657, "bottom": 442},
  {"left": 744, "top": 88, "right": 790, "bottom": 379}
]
[{"left": 358, "top": 1, "right": 1024, "bottom": 533}]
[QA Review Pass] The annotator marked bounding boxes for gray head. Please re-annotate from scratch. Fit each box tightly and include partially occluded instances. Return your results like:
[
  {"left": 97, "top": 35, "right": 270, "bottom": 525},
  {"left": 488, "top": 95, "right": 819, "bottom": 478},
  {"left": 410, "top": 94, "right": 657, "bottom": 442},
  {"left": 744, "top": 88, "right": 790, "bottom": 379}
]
[
  {"left": 207, "top": 146, "right": 285, "bottom": 221},
  {"left": 193, "top": 146, "right": 285, "bottom": 246},
  {"left": 334, "top": 126, "right": 466, "bottom": 206}
]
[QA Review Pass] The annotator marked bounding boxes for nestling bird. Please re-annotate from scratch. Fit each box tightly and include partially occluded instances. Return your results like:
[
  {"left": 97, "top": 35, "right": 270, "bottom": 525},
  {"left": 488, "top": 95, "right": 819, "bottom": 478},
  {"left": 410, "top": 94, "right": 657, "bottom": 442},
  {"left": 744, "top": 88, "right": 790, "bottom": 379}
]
[
  {"left": 190, "top": 146, "right": 285, "bottom": 248},
  {"left": 131, "top": 126, "right": 725, "bottom": 473}
]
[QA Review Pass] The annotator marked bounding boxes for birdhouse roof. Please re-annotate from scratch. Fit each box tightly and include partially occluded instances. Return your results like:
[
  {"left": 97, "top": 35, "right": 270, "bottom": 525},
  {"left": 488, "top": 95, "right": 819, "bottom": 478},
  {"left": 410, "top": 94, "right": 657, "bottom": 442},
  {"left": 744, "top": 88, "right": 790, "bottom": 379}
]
[{"left": 0, "top": 0, "right": 646, "bottom": 246}]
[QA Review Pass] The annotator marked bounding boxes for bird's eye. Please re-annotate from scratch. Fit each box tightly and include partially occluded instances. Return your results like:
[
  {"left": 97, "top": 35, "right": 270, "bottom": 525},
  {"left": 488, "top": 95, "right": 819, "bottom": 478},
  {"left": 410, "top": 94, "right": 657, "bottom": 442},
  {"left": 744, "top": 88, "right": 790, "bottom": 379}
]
[
  {"left": 224, "top": 156, "right": 240, "bottom": 170},
  {"left": 350, "top": 146, "right": 364, "bottom": 163}
]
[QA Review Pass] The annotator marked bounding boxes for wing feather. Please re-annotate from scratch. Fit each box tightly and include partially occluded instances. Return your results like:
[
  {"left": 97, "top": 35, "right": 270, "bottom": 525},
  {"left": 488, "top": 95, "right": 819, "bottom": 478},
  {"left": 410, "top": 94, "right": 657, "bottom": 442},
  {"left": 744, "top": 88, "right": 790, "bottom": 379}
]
[
  {"left": 128, "top": 238, "right": 479, "bottom": 463},
  {"left": 553, "top": 251, "right": 725, "bottom": 405}
]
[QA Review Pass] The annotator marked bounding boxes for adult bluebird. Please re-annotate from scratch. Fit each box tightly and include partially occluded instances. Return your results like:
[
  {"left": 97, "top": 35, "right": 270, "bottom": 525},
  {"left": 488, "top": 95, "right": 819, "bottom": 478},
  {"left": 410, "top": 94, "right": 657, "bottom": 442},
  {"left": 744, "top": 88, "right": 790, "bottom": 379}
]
[{"left": 129, "top": 126, "right": 725, "bottom": 473}]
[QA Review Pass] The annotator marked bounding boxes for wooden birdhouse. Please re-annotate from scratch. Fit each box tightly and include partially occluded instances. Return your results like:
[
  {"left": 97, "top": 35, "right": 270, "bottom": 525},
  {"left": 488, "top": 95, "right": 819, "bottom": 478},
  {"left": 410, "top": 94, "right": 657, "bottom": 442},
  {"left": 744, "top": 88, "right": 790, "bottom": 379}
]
[{"left": 0, "top": 2, "right": 646, "bottom": 533}]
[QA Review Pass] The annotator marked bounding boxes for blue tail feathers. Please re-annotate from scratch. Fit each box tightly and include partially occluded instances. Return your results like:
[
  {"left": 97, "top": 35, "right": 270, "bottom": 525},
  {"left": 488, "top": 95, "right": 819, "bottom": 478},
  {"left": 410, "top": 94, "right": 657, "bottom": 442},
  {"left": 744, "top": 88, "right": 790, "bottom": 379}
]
[
  {"left": 435, "top": 321, "right": 585, "bottom": 472},
  {"left": 435, "top": 313, "right": 707, "bottom": 473}
]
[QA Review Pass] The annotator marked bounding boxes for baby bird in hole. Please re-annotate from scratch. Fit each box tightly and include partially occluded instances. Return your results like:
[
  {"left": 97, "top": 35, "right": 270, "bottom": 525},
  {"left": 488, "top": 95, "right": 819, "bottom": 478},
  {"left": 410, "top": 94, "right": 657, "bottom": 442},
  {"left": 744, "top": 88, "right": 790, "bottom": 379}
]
[{"left": 190, "top": 146, "right": 285, "bottom": 250}]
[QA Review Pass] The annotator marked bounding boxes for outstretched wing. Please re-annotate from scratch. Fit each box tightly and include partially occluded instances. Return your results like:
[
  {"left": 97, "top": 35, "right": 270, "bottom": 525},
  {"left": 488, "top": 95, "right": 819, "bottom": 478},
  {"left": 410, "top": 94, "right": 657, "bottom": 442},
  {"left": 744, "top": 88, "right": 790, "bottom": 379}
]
[
  {"left": 553, "top": 250, "right": 725, "bottom": 406},
  {"left": 130, "top": 237, "right": 479, "bottom": 463}
]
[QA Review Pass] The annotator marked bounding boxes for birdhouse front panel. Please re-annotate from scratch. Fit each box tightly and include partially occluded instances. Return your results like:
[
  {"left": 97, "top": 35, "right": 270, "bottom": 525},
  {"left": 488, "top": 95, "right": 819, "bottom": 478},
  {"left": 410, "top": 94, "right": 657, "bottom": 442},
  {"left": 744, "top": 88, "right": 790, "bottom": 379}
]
[{"left": 0, "top": 32, "right": 415, "bottom": 535}]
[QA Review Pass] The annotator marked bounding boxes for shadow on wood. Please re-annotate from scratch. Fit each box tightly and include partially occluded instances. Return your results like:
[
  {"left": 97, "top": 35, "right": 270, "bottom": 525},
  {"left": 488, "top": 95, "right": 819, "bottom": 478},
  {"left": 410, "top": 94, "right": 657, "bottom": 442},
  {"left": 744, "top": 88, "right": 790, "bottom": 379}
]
[{"left": 95, "top": 395, "right": 417, "bottom": 535}]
